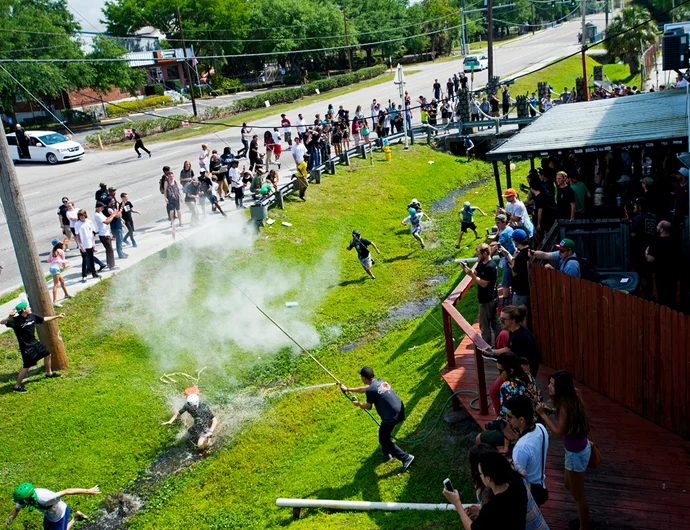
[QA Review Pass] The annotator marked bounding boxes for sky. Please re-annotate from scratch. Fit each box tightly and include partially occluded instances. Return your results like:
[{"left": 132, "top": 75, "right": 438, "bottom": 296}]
[{"left": 68, "top": 0, "right": 108, "bottom": 32}]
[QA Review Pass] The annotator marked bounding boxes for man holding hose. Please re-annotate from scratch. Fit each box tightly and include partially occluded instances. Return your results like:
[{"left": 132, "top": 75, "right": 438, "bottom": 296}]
[{"left": 340, "top": 366, "right": 414, "bottom": 473}]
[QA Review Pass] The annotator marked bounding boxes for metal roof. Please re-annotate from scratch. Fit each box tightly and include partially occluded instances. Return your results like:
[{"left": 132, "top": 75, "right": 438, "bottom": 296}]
[{"left": 487, "top": 89, "right": 688, "bottom": 161}]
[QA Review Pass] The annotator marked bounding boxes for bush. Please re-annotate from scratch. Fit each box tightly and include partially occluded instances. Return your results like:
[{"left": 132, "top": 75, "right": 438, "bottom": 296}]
[
  {"left": 105, "top": 95, "right": 174, "bottom": 117},
  {"left": 282, "top": 74, "right": 301, "bottom": 85},
  {"left": 212, "top": 76, "right": 245, "bottom": 94},
  {"left": 62, "top": 109, "right": 96, "bottom": 125},
  {"left": 21, "top": 115, "right": 53, "bottom": 128},
  {"left": 306, "top": 71, "right": 322, "bottom": 82}
]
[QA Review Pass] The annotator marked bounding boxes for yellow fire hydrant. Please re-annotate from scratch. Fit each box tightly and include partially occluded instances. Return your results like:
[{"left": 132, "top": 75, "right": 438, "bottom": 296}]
[{"left": 382, "top": 145, "right": 392, "bottom": 162}]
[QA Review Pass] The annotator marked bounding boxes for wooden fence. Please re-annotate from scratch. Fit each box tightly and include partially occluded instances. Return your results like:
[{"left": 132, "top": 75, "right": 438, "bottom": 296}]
[{"left": 529, "top": 263, "right": 689, "bottom": 439}]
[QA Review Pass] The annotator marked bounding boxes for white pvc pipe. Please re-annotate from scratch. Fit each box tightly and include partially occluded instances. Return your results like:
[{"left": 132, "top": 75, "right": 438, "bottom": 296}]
[{"left": 276, "top": 498, "right": 473, "bottom": 512}]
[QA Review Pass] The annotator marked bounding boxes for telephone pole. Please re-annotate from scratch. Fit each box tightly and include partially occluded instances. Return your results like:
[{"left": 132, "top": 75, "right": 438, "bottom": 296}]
[
  {"left": 343, "top": 8, "right": 353, "bottom": 71},
  {"left": 0, "top": 134, "right": 67, "bottom": 369},
  {"left": 177, "top": 7, "right": 198, "bottom": 117},
  {"left": 487, "top": 0, "right": 494, "bottom": 80},
  {"left": 581, "top": 0, "right": 589, "bottom": 100}
]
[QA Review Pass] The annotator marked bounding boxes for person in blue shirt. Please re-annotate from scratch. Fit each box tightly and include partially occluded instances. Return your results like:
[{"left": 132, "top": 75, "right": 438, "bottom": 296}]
[
  {"left": 457, "top": 201, "right": 487, "bottom": 248},
  {"left": 530, "top": 238, "right": 581, "bottom": 277},
  {"left": 487, "top": 214, "right": 516, "bottom": 306},
  {"left": 402, "top": 207, "right": 431, "bottom": 249}
]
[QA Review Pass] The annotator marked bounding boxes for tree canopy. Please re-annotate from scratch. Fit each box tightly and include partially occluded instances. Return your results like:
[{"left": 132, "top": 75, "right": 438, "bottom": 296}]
[{"left": 604, "top": 5, "right": 658, "bottom": 75}]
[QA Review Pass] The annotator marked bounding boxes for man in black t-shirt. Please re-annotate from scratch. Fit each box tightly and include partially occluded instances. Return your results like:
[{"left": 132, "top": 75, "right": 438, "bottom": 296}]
[
  {"left": 432, "top": 79, "right": 441, "bottom": 100},
  {"left": 340, "top": 366, "right": 415, "bottom": 473},
  {"left": 162, "top": 393, "right": 217, "bottom": 449},
  {"left": 460, "top": 243, "right": 501, "bottom": 346},
  {"left": 248, "top": 135, "right": 260, "bottom": 171},
  {"left": 56, "top": 197, "right": 72, "bottom": 249},
  {"left": 347, "top": 230, "right": 381, "bottom": 279},
  {"left": 1, "top": 302, "right": 65, "bottom": 393},
  {"left": 95, "top": 183, "right": 109, "bottom": 204},
  {"left": 505, "top": 229, "right": 531, "bottom": 308},
  {"left": 530, "top": 180, "right": 555, "bottom": 246},
  {"left": 119, "top": 193, "right": 139, "bottom": 247},
  {"left": 646, "top": 221, "right": 677, "bottom": 307},
  {"left": 555, "top": 171, "right": 575, "bottom": 220},
  {"left": 131, "top": 128, "right": 151, "bottom": 158}
]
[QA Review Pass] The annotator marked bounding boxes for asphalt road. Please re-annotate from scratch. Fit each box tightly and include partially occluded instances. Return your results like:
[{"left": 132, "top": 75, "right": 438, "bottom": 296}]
[{"left": 1, "top": 13, "right": 609, "bottom": 294}]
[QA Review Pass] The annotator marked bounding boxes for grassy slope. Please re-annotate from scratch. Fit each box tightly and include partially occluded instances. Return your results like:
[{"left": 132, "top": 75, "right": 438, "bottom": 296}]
[
  {"left": 0, "top": 144, "right": 526, "bottom": 529},
  {"left": 511, "top": 46, "right": 642, "bottom": 96}
]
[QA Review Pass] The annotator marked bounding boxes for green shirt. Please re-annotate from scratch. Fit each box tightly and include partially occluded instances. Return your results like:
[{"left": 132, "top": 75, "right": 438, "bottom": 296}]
[{"left": 570, "top": 181, "right": 588, "bottom": 214}]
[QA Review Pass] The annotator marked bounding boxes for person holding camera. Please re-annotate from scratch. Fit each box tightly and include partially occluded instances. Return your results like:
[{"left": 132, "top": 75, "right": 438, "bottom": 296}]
[
  {"left": 506, "top": 395, "right": 549, "bottom": 507},
  {"left": 460, "top": 243, "right": 502, "bottom": 346}
]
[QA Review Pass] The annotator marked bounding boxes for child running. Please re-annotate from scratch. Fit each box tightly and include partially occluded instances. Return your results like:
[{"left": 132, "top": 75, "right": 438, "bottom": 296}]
[
  {"left": 457, "top": 201, "right": 487, "bottom": 248},
  {"left": 48, "top": 239, "right": 70, "bottom": 307},
  {"left": 402, "top": 207, "right": 431, "bottom": 249}
]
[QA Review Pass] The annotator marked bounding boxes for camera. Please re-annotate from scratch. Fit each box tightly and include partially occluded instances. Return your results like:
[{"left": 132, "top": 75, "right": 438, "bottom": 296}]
[{"left": 485, "top": 419, "right": 507, "bottom": 431}]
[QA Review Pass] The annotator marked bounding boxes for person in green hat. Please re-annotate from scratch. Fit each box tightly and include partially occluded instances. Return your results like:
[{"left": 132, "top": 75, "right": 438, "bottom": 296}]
[
  {"left": 530, "top": 238, "right": 581, "bottom": 278},
  {"left": 5, "top": 482, "right": 98, "bottom": 529},
  {"left": 1, "top": 302, "right": 65, "bottom": 393}
]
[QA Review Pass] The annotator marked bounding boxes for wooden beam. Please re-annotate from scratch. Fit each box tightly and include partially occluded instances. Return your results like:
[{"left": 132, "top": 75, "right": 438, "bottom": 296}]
[
  {"left": 505, "top": 160, "right": 512, "bottom": 189},
  {"left": 493, "top": 161, "right": 504, "bottom": 208}
]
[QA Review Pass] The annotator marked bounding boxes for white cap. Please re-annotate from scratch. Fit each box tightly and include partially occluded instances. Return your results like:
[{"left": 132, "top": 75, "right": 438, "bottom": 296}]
[{"left": 186, "top": 394, "right": 200, "bottom": 407}]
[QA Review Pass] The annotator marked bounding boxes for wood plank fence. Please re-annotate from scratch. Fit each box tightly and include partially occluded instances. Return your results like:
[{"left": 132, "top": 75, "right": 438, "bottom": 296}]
[{"left": 529, "top": 263, "right": 689, "bottom": 439}]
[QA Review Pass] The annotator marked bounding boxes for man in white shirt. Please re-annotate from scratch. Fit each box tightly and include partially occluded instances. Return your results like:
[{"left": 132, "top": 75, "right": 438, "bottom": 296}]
[
  {"left": 291, "top": 137, "right": 309, "bottom": 200},
  {"left": 93, "top": 202, "right": 117, "bottom": 270},
  {"left": 506, "top": 395, "right": 549, "bottom": 507},
  {"left": 292, "top": 136, "right": 307, "bottom": 167},
  {"left": 74, "top": 209, "right": 100, "bottom": 282},
  {"left": 295, "top": 114, "right": 307, "bottom": 141},
  {"left": 228, "top": 159, "right": 244, "bottom": 209},
  {"left": 503, "top": 188, "right": 534, "bottom": 237},
  {"left": 6, "top": 482, "right": 99, "bottom": 529}
]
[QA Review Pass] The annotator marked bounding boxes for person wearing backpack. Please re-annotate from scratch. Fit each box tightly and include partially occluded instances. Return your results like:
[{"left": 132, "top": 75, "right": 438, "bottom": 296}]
[{"left": 530, "top": 238, "right": 580, "bottom": 278}]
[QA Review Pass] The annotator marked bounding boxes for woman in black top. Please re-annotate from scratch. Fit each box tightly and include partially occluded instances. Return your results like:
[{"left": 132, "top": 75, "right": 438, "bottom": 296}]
[{"left": 494, "top": 305, "right": 540, "bottom": 377}]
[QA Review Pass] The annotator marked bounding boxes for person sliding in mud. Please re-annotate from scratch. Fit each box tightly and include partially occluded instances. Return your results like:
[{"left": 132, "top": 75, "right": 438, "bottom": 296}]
[
  {"left": 347, "top": 230, "right": 381, "bottom": 280},
  {"left": 162, "top": 393, "right": 217, "bottom": 450}
]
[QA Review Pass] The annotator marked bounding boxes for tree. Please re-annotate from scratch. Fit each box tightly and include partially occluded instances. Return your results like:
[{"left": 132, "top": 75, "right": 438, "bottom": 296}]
[
  {"left": 420, "top": 0, "right": 460, "bottom": 56},
  {"left": 344, "top": 0, "right": 408, "bottom": 65},
  {"left": 604, "top": 6, "right": 658, "bottom": 75}
]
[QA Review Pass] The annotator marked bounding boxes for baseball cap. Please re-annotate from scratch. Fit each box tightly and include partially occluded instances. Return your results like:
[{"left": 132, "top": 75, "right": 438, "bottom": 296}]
[
  {"left": 99, "top": 182, "right": 107, "bottom": 187},
  {"left": 641, "top": 177, "right": 654, "bottom": 186},
  {"left": 108, "top": 186, "right": 117, "bottom": 192},
  {"left": 358, "top": 366, "right": 375, "bottom": 379},
  {"left": 503, "top": 188, "right": 517, "bottom": 197},
  {"left": 352, "top": 229, "right": 361, "bottom": 237},
  {"left": 186, "top": 394, "right": 200, "bottom": 407},
  {"left": 95, "top": 202, "right": 106, "bottom": 209},
  {"left": 555, "top": 238, "right": 576, "bottom": 252},
  {"left": 511, "top": 229, "right": 528, "bottom": 241},
  {"left": 200, "top": 168, "right": 207, "bottom": 174},
  {"left": 678, "top": 168, "right": 689, "bottom": 178},
  {"left": 51, "top": 238, "right": 61, "bottom": 247},
  {"left": 15, "top": 301, "right": 28, "bottom": 312}
]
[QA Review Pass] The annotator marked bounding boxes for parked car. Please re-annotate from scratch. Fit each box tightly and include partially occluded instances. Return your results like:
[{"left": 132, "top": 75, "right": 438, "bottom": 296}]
[
  {"left": 6, "top": 130, "right": 84, "bottom": 164},
  {"left": 463, "top": 54, "right": 489, "bottom": 72}
]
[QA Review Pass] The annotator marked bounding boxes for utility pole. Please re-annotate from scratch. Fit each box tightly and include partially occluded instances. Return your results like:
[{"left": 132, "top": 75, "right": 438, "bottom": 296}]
[
  {"left": 177, "top": 7, "right": 197, "bottom": 117},
  {"left": 605, "top": 0, "right": 609, "bottom": 28},
  {"left": 487, "top": 0, "right": 494, "bottom": 80},
  {"left": 344, "top": 8, "right": 353, "bottom": 71},
  {"left": 460, "top": 8, "right": 466, "bottom": 55},
  {"left": 395, "top": 64, "right": 409, "bottom": 150},
  {"left": 580, "top": 0, "right": 589, "bottom": 100},
  {"left": 532, "top": 4, "right": 536, "bottom": 35},
  {"left": 0, "top": 134, "right": 68, "bottom": 369}
]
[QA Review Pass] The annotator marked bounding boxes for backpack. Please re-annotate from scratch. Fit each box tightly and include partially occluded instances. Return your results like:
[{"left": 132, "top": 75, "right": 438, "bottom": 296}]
[
  {"left": 159, "top": 175, "right": 166, "bottom": 194},
  {"left": 564, "top": 256, "right": 599, "bottom": 283}
]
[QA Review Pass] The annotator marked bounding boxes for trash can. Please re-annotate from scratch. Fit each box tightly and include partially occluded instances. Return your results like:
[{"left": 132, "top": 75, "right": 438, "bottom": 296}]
[
  {"left": 599, "top": 272, "right": 639, "bottom": 294},
  {"left": 250, "top": 203, "right": 268, "bottom": 223}
]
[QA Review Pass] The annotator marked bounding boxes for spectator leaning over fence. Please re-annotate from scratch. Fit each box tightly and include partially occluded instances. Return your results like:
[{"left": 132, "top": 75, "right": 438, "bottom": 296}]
[
  {"left": 537, "top": 370, "right": 592, "bottom": 530},
  {"left": 506, "top": 395, "right": 550, "bottom": 508},
  {"left": 528, "top": 92, "right": 538, "bottom": 117},
  {"left": 460, "top": 243, "right": 501, "bottom": 346},
  {"left": 443, "top": 448, "right": 529, "bottom": 530},
  {"left": 555, "top": 171, "right": 575, "bottom": 220},
  {"left": 646, "top": 220, "right": 676, "bottom": 307},
  {"left": 530, "top": 238, "right": 581, "bottom": 278},
  {"left": 504, "top": 230, "right": 532, "bottom": 309}
]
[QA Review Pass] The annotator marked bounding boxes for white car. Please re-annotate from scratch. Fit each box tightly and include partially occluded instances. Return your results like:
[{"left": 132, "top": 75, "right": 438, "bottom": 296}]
[
  {"left": 463, "top": 54, "right": 489, "bottom": 73},
  {"left": 6, "top": 130, "right": 84, "bottom": 165}
]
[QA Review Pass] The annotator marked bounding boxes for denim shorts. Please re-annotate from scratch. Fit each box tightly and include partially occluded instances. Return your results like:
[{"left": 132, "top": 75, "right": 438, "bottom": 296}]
[{"left": 564, "top": 440, "right": 591, "bottom": 472}]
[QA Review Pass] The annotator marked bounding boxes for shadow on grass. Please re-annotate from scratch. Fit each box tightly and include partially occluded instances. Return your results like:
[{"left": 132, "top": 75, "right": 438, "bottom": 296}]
[
  {"left": 329, "top": 277, "right": 368, "bottom": 289},
  {"left": 383, "top": 252, "right": 415, "bottom": 263}
]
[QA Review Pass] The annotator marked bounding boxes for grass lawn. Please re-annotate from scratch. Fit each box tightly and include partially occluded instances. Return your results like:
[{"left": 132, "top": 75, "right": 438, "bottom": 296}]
[
  {"left": 0, "top": 143, "right": 527, "bottom": 529},
  {"left": 109, "top": 70, "right": 420, "bottom": 149},
  {"left": 510, "top": 45, "right": 642, "bottom": 96}
]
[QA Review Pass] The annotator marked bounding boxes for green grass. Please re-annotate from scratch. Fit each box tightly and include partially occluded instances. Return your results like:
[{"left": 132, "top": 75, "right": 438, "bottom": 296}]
[
  {"left": 110, "top": 70, "right": 420, "bottom": 149},
  {"left": 510, "top": 45, "right": 642, "bottom": 96},
  {"left": 0, "top": 144, "right": 526, "bottom": 529}
]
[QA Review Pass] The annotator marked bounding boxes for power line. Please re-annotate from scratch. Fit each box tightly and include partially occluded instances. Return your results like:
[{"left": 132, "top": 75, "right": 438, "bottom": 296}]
[{"left": 0, "top": 22, "right": 474, "bottom": 64}]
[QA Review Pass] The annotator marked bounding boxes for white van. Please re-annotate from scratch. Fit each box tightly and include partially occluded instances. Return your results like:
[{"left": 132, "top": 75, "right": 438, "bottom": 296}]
[{"left": 6, "top": 130, "right": 84, "bottom": 164}]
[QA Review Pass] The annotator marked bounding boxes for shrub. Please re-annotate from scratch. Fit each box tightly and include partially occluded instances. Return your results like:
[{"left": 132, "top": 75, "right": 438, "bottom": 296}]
[
  {"left": 282, "top": 74, "right": 301, "bottom": 85},
  {"left": 86, "top": 113, "right": 187, "bottom": 146},
  {"left": 105, "top": 95, "right": 174, "bottom": 117},
  {"left": 62, "top": 109, "right": 96, "bottom": 125},
  {"left": 21, "top": 116, "right": 53, "bottom": 128},
  {"left": 212, "top": 76, "right": 245, "bottom": 94},
  {"left": 306, "top": 71, "right": 322, "bottom": 82}
]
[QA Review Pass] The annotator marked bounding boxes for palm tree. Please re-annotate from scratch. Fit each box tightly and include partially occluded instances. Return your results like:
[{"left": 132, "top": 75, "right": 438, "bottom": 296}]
[{"left": 604, "top": 6, "right": 658, "bottom": 75}]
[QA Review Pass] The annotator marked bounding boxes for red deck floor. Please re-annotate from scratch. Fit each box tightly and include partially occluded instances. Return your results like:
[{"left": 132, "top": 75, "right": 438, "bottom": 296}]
[{"left": 441, "top": 321, "right": 690, "bottom": 530}]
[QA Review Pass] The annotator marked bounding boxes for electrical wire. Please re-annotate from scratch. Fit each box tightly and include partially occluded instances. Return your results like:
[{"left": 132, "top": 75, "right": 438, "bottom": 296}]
[{"left": 493, "top": 5, "right": 580, "bottom": 27}]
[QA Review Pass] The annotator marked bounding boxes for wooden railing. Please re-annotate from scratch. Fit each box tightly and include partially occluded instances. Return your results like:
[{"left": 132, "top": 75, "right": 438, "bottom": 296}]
[
  {"left": 530, "top": 263, "right": 689, "bottom": 439},
  {"left": 441, "top": 267, "right": 492, "bottom": 415}
]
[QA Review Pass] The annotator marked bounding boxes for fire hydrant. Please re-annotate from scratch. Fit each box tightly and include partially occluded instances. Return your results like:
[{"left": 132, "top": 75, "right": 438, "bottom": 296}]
[{"left": 382, "top": 145, "right": 392, "bottom": 161}]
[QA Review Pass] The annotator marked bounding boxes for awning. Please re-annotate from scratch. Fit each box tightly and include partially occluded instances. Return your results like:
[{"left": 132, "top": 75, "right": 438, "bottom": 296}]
[{"left": 486, "top": 89, "right": 688, "bottom": 161}]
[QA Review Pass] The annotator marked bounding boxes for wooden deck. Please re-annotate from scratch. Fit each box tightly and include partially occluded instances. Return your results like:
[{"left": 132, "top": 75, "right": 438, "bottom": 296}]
[{"left": 441, "top": 322, "right": 690, "bottom": 530}]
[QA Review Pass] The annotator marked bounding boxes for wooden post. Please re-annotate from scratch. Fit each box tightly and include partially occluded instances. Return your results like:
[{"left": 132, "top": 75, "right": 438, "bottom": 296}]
[
  {"left": 0, "top": 134, "right": 67, "bottom": 368},
  {"left": 473, "top": 345, "right": 489, "bottom": 415},
  {"left": 530, "top": 158, "right": 535, "bottom": 171},
  {"left": 505, "top": 160, "right": 512, "bottom": 189},
  {"left": 493, "top": 161, "right": 504, "bottom": 208},
  {"left": 442, "top": 305, "right": 456, "bottom": 368}
]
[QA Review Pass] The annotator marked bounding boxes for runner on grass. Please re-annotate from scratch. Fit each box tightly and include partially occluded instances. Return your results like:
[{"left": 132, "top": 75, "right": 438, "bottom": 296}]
[
  {"left": 6, "top": 482, "right": 99, "bottom": 529},
  {"left": 401, "top": 207, "right": 431, "bottom": 249},
  {"left": 347, "top": 230, "right": 381, "bottom": 280}
]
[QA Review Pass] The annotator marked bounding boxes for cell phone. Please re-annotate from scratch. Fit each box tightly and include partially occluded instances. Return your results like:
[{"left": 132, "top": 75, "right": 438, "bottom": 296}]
[{"left": 443, "top": 478, "right": 454, "bottom": 492}]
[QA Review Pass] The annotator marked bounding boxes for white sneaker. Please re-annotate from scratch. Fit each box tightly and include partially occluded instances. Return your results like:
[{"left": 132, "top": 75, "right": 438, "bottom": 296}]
[{"left": 53, "top": 302, "right": 62, "bottom": 308}]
